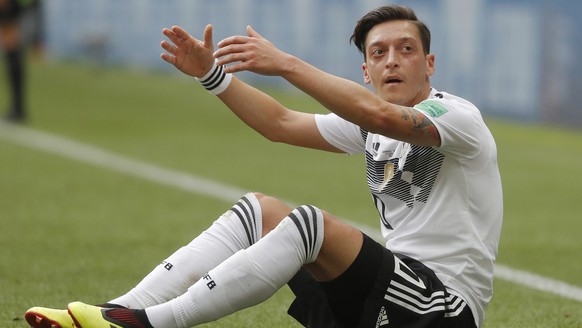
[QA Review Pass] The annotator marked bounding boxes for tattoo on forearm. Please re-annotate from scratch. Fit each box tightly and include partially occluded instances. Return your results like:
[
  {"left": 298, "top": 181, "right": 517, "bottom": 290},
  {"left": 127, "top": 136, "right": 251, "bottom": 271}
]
[{"left": 400, "top": 107, "right": 439, "bottom": 141}]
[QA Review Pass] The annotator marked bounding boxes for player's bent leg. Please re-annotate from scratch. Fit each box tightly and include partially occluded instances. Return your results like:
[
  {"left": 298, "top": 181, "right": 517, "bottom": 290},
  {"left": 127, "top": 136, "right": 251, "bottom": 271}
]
[
  {"left": 108, "top": 192, "right": 264, "bottom": 309},
  {"left": 50, "top": 195, "right": 367, "bottom": 327},
  {"left": 67, "top": 203, "right": 330, "bottom": 327},
  {"left": 25, "top": 192, "right": 282, "bottom": 328},
  {"left": 24, "top": 307, "right": 75, "bottom": 328},
  {"left": 147, "top": 204, "right": 326, "bottom": 327}
]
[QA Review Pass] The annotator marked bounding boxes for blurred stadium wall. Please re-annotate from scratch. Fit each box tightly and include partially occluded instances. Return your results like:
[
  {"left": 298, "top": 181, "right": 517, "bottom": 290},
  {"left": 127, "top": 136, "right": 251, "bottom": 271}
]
[{"left": 42, "top": 0, "right": 581, "bottom": 126}]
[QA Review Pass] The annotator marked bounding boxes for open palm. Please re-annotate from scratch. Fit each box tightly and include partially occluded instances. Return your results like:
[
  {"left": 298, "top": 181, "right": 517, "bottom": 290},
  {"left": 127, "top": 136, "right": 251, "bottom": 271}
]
[{"left": 160, "top": 25, "right": 216, "bottom": 78}]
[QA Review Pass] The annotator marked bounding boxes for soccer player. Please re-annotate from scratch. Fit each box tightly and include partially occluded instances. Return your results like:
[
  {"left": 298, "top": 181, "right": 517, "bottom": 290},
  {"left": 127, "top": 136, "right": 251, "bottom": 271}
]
[
  {"left": 25, "top": 5, "right": 502, "bottom": 328},
  {"left": 0, "top": 0, "right": 30, "bottom": 122}
]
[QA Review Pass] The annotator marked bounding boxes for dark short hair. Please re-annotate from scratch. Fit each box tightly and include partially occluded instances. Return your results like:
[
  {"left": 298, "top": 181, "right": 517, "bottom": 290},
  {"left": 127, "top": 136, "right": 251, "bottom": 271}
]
[{"left": 350, "top": 5, "right": 431, "bottom": 58}]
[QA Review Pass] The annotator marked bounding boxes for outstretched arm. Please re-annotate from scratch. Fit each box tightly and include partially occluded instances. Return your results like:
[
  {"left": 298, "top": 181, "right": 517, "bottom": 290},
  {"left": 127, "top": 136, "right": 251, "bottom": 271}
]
[
  {"left": 215, "top": 26, "right": 440, "bottom": 147},
  {"left": 161, "top": 25, "right": 339, "bottom": 152}
]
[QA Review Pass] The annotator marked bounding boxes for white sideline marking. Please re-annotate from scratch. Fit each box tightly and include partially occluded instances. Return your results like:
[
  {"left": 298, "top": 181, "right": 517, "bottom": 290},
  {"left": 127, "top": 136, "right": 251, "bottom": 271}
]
[
  {"left": 2, "top": 121, "right": 582, "bottom": 303},
  {"left": 495, "top": 266, "right": 582, "bottom": 302}
]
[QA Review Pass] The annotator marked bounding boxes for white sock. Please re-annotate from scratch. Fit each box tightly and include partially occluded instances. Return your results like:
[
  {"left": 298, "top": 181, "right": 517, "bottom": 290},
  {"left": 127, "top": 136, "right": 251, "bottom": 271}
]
[
  {"left": 145, "top": 205, "right": 324, "bottom": 328},
  {"left": 108, "top": 193, "right": 263, "bottom": 308}
]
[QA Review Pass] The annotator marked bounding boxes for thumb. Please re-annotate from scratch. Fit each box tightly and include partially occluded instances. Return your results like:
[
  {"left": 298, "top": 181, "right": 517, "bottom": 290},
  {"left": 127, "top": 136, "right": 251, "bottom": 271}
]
[
  {"left": 203, "top": 24, "right": 214, "bottom": 51},
  {"left": 246, "top": 25, "right": 264, "bottom": 39}
]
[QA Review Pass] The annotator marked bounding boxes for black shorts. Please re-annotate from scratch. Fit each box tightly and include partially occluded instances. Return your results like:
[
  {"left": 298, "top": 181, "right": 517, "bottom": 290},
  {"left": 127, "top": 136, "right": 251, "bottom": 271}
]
[
  {"left": 0, "top": 0, "right": 23, "bottom": 23},
  {"left": 287, "top": 234, "right": 477, "bottom": 328}
]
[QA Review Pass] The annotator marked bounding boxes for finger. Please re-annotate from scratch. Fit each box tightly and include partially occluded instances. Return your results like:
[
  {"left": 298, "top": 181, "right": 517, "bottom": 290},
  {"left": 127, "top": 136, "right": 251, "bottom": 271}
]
[
  {"left": 171, "top": 25, "right": 194, "bottom": 43},
  {"left": 213, "top": 43, "right": 245, "bottom": 60},
  {"left": 246, "top": 25, "right": 264, "bottom": 39},
  {"left": 215, "top": 51, "right": 246, "bottom": 67},
  {"left": 217, "top": 35, "right": 250, "bottom": 49},
  {"left": 162, "top": 27, "right": 174, "bottom": 37},
  {"left": 202, "top": 24, "right": 214, "bottom": 52},
  {"left": 162, "top": 27, "right": 184, "bottom": 46},
  {"left": 160, "top": 40, "right": 178, "bottom": 55},
  {"left": 160, "top": 53, "right": 176, "bottom": 66},
  {"left": 162, "top": 27, "right": 176, "bottom": 41},
  {"left": 222, "top": 61, "right": 247, "bottom": 74}
]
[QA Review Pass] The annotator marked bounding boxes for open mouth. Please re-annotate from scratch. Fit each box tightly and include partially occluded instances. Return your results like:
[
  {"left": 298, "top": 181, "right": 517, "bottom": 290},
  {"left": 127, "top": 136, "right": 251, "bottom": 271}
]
[{"left": 385, "top": 78, "right": 403, "bottom": 85}]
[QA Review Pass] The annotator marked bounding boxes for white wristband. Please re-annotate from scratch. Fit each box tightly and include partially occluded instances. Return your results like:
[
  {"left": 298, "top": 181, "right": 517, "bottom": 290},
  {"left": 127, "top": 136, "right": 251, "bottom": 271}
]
[{"left": 196, "top": 61, "right": 233, "bottom": 95}]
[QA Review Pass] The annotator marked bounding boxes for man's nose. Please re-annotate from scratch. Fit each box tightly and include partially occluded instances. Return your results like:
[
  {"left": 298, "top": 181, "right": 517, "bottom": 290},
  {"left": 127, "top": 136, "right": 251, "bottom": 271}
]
[{"left": 385, "top": 49, "right": 399, "bottom": 68}]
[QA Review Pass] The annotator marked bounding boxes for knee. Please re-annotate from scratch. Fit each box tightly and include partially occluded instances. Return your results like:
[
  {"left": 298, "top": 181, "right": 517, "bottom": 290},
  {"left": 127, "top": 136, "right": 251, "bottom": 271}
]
[
  {"left": 252, "top": 192, "right": 348, "bottom": 239},
  {"left": 251, "top": 192, "right": 293, "bottom": 236}
]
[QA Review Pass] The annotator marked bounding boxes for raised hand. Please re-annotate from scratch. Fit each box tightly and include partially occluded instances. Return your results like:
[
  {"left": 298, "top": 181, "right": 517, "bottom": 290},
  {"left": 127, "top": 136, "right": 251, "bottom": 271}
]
[
  {"left": 215, "top": 26, "right": 290, "bottom": 76},
  {"left": 160, "top": 25, "right": 216, "bottom": 78}
]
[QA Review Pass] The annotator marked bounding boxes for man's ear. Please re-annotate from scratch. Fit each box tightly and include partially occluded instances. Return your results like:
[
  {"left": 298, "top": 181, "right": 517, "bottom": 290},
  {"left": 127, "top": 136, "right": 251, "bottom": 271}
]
[
  {"left": 426, "top": 54, "right": 435, "bottom": 78},
  {"left": 362, "top": 63, "right": 371, "bottom": 84}
]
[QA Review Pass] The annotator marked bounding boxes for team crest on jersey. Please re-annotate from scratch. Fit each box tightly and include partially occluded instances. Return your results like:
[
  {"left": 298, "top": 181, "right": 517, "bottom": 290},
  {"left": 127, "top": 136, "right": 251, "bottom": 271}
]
[
  {"left": 378, "top": 163, "right": 395, "bottom": 192},
  {"left": 415, "top": 100, "right": 448, "bottom": 118}
]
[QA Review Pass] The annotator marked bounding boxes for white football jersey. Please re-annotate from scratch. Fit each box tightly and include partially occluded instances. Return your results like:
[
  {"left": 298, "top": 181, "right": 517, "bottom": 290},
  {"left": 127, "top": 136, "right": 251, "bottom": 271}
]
[{"left": 315, "top": 88, "right": 503, "bottom": 328}]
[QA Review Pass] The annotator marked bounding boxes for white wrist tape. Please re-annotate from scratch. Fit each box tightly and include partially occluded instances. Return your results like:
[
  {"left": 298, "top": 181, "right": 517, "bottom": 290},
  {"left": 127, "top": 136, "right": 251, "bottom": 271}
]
[{"left": 196, "top": 61, "right": 233, "bottom": 95}]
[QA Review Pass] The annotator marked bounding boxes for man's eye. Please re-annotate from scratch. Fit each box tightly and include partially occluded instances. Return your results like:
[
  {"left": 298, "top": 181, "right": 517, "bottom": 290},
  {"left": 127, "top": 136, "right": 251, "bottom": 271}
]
[{"left": 372, "top": 49, "right": 384, "bottom": 56}]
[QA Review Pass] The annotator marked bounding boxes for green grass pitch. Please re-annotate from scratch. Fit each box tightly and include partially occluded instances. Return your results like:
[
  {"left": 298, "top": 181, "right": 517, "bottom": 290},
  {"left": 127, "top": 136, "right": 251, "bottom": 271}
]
[{"left": 1, "top": 60, "right": 581, "bottom": 327}]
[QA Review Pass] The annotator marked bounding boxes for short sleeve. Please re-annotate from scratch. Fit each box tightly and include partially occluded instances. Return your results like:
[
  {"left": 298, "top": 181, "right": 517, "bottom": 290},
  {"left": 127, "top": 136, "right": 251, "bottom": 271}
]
[
  {"left": 315, "top": 113, "right": 366, "bottom": 155},
  {"left": 414, "top": 96, "right": 487, "bottom": 158}
]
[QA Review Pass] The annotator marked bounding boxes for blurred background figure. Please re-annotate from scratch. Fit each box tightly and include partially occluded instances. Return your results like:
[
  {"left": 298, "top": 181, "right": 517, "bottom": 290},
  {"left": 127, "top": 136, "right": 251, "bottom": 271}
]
[{"left": 0, "top": 0, "right": 42, "bottom": 123}]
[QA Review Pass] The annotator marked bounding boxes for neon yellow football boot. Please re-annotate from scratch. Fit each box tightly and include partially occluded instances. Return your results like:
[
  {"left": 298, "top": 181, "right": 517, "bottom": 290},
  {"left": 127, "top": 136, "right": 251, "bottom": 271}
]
[
  {"left": 24, "top": 307, "right": 75, "bottom": 328},
  {"left": 67, "top": 302, "right": 125, "bottom": 328}
]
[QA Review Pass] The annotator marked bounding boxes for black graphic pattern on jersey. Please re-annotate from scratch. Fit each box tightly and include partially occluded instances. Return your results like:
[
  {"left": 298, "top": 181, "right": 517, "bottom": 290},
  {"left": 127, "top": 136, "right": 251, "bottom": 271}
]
[
  {"left": 372, "top": 193, "right": 393, "bottom": 229},
  {"left": 359, "top": 127, "right": 368, "bottom": 142},
  {"left": 366, "top": 145, "right": 444, "bottom": 208},
  {"left": 229, "top": 195, "right": 260, "bottom": 247}
]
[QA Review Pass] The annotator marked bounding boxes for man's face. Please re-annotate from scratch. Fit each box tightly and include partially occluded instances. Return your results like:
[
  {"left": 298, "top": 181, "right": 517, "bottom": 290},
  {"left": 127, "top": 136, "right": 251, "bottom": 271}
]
[{"left": 362, "top": 20, "right": 435, "bottom": 107}]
